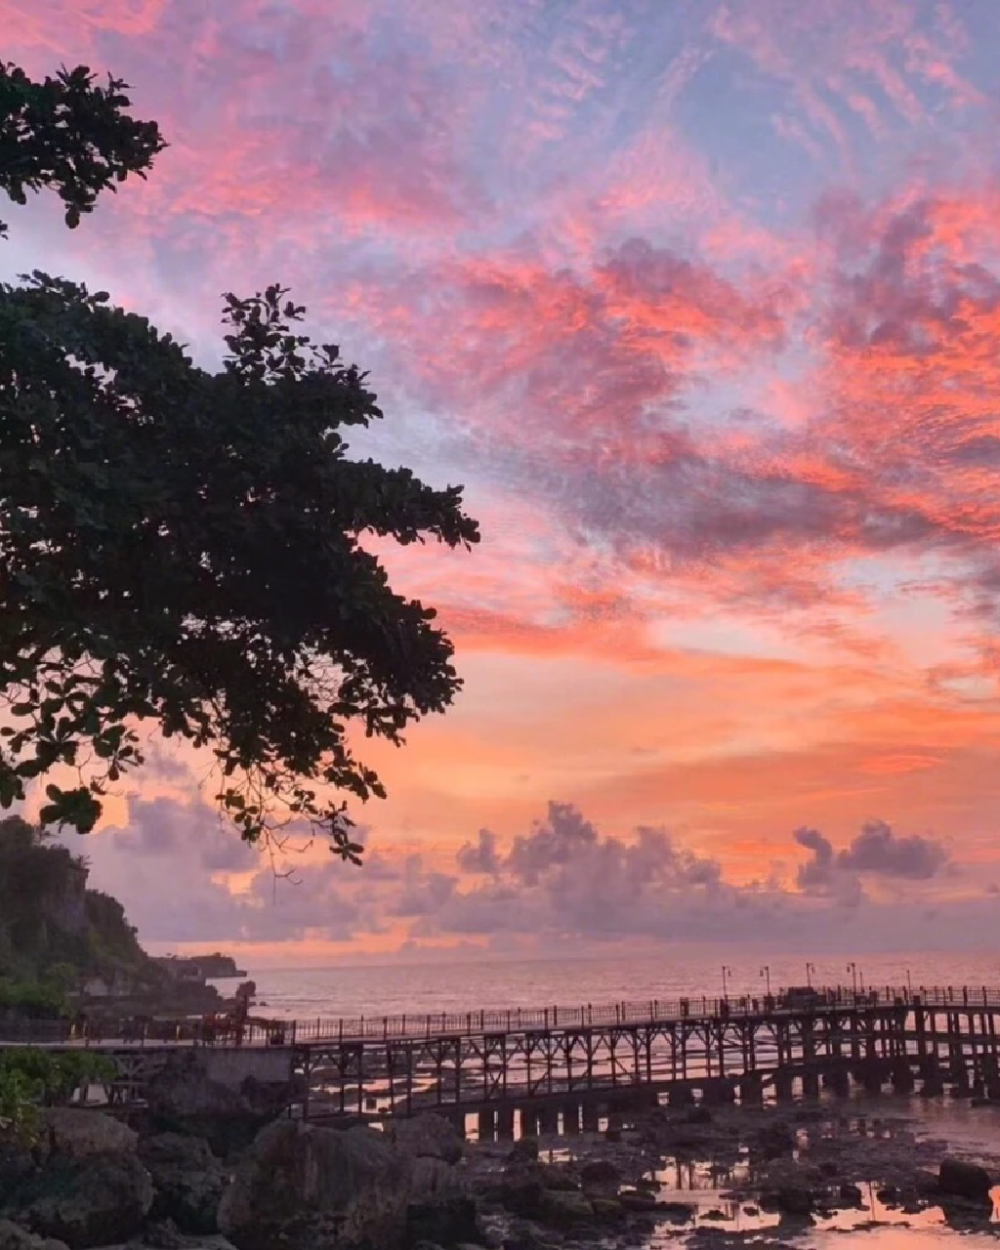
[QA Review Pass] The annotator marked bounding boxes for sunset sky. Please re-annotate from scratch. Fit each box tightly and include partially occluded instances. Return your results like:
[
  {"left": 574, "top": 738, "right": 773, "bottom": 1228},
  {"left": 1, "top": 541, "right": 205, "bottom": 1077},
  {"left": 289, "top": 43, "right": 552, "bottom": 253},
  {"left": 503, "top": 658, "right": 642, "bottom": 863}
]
[{"left": 6, "top": 0, "right": 1000, "bottom": 961}]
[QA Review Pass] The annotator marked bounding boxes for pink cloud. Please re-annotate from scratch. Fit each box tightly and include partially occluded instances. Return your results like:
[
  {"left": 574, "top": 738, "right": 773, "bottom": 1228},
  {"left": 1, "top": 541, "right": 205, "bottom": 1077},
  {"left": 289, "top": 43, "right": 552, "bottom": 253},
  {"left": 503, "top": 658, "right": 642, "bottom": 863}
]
[{"left": 9, "top": 0, "right": 1000, "bottom": 960}]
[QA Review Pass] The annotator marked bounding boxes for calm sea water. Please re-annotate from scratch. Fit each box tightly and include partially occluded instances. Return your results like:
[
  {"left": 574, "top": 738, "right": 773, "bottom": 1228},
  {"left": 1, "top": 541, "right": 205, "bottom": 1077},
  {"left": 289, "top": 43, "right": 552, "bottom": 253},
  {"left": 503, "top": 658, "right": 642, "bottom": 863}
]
[
  {"left": 225, "top": 950, "right": 1000, "bottom": 1021},
  {"left": 221, "top": 950, "right": 1000, "bottom": 1248}
]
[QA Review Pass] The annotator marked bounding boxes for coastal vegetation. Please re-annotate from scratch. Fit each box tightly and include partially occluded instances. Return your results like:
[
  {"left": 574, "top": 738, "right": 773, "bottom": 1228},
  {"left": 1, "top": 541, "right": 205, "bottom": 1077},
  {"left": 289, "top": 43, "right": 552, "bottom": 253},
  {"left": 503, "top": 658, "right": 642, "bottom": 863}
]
[
  {"left": 0, "top": 58, "right": 478, "bottom": 857},
  {"left": 0, "top": 1050, "right": 113, "bottom": 1141},
  {"left": 0, "top": 816, "right": 155, "bottom": 1004}
]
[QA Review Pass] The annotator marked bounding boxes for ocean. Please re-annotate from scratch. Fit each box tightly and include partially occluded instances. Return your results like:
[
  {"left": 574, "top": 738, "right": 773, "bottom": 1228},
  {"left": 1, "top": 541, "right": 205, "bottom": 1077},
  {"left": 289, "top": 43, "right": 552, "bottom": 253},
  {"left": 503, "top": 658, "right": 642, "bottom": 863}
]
[
  {"left": 220, "top": 950, "right": 1000, "bottom": 1247},
  {"left": 224, "top": 950, "right": 1000, "bottom": 1022}
]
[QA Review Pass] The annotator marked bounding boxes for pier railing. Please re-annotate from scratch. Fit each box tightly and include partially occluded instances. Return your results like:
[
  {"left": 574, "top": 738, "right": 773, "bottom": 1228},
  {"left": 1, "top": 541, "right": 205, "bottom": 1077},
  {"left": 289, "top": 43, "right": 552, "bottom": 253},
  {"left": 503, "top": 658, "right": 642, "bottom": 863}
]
[
  {"left": 290, "top": 983, "right": 1000, "bottom": 1043},
  {"left": 4, "top": 983, "right": 1000, "bottom": 1048}
]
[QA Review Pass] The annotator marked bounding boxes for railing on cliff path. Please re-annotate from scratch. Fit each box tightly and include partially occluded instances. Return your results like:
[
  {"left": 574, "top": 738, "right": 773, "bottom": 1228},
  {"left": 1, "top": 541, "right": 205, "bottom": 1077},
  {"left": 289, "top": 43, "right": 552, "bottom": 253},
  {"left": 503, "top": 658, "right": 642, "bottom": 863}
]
[{"left": 3, "top": 984, "right": 1000, "bottom": 1048}]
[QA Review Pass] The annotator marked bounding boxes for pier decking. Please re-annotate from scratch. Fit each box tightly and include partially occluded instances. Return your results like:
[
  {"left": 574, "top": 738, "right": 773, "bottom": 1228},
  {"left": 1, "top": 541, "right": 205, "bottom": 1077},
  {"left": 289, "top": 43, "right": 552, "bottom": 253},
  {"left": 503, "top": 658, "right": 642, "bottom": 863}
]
[
  {"left": 292, "top": 985, "right": 1000, "bottom": 1123},
  {"left": 7, "top": 985, "right": 1000, "bottom": 1122}
]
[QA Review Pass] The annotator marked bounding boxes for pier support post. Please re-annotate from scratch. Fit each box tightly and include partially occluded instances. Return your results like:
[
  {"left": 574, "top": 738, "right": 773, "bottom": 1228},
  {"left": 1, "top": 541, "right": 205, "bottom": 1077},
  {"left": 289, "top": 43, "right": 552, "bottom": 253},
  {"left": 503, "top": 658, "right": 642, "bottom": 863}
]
[
  {"left": 949, "top": 1065, "right": 971, "bottom": 1097},
  {"left": 520, "top": 1107, "right": 540, "bottom": 1138},
  {"left": 703, "top": 1078, "right": 736, "bottom": 1106},
  {"left": 581, "top": 1102, "right": 600, "bottom": 1133},
  {"left": 477, "top": 1108, "right": 496, "bottom": 1142},
  {"left": 538, "top": 1106, "right": 559, "bottom": 1135},
  {"left": 739, "top": 1074, "right": 764, "bottom": 1106},
  {"left": 823, "top": 1068, "right": 850, "bottom": 1096},
  {"left": 561, "top": 1102, "right": 581, "bottom": 1133},
  {"left": 891, "top": 1064, "right": 914, "bottom": 1093},
  {"left": 497, "top": 1106, "right": 515, "bottom": 1139},
  {"left": 859, "top": 1061, "right": 883, "bottom": 1095}
]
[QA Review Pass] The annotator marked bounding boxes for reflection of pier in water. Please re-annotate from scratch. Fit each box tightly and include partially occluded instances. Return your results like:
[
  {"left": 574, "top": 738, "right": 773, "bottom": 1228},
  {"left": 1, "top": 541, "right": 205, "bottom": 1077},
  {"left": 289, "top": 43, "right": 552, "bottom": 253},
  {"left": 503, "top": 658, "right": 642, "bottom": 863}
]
[{"left": 293, "top": 986, "right": 1000, "bottom": 1131}]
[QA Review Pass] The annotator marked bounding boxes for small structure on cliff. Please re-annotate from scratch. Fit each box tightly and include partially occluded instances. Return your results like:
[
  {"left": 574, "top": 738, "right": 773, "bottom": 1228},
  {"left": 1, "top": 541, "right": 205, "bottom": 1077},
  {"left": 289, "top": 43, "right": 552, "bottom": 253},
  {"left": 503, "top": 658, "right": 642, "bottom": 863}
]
[{"left": 153, "top": 953, "right": 248, "bottom": 983}]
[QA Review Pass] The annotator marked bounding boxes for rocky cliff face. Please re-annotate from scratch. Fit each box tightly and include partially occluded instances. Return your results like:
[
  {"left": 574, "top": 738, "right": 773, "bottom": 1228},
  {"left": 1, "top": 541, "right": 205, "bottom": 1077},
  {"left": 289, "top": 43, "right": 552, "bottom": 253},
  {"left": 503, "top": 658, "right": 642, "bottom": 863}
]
[
  {"left": 0, "top": 816, "right": 174, "bottom": 1007},
  {"left": 39, "top": 863, "right": 88, "bottom": 937}
]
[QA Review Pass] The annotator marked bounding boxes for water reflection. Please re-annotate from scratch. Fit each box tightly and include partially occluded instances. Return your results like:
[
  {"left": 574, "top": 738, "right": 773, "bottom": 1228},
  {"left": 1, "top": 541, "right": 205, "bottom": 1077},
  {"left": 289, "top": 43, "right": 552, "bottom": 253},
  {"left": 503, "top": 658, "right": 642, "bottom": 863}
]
[
  {"left": 548, "top": 1099, "right": 1000, "bottom": 1245},
  {"left": 640, "top": 1172, "right": 1000, "bottom": 1245}
]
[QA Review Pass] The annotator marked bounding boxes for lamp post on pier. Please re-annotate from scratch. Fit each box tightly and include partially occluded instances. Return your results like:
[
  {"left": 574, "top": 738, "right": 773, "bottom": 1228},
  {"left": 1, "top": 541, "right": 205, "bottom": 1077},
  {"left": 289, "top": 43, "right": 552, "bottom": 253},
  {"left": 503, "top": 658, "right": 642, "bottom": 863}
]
[
  {"left": 722, "top": 965, "right": 732, "bottom": 999},
  {"left": 805, "top": 962, "right": 815, "bottom": 988},
  {"left": 760, "top": 965, "right": 771, "bottom": 995},
  {"left": 847, "top": 962, "right": 858, "bottom": 995}
]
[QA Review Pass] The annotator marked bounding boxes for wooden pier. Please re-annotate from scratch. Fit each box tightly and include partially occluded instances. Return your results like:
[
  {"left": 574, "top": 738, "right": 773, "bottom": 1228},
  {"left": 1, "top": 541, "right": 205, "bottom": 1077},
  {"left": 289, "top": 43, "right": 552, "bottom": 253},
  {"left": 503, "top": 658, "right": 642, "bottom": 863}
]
[
  {"left": 291, "top": 986, "right": 1000, "bottom": 1125},
  {"left": 8, "top": 985, "right": 1000, "bottom": 1125}
]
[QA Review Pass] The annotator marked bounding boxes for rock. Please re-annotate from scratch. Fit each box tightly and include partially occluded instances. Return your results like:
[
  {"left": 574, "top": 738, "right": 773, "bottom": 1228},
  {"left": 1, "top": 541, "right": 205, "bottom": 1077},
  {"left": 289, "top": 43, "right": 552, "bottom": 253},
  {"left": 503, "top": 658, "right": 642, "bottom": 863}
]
[
  {"left": 939, "top": 1193, "right": 994, "bottom": 1230},
  {"left": 145, "top": 1056, "right": 294, "bottom": 1157},
  {"left": 407, "top": 1180, "right": 480, "bottom": 1250},
  {"left": 500, "top": 1175, "right": 544, "bottom": 1221},
  {"left": 775, "top": 1186, "right": 814, "bottom": 1217},
  {"left": 876, "top": 1185, "right": 899, "bottom": 1204},
  {"left": 508, "top": 1139, "right": 538, "bottom": 1164},
  {"left": 536, "top": 1165, "right": 578, "bottom": 1193},
  {"left": 0, "top": 1220, "right": 68, "bottom": 1250},
  {"left": 408, "top": 1151, "right": 480, "bottom": 1243},
  {"left": 0, "top": 1139, "right": 38, "bottom": 1190},
  {"left": 39, "top": 1110, "right": 138, "bottom": 1162},
  {"left": 603, "top": 1127, "right": 622, "bottom": 1143},
  {"left": 139, "top": 1132, "right": 227, "bottom": 1234},
  {"left": 618, "top": 1192, "right": 660, "bottom": 1214},
  {"left": 140, "top": 1217, "right": 190, "bottom": 1249},
  {"left": 741, "top": 1205, "right": 759, "bottom": 1216},
  {"left": 391, "top": 1114, "right": 464, "bottom": 1166},
  {"left": 839, "top": 1183, "right": 863, "bottom": 1205},
  {"left": 589, "top": 1198, "right": 625, "bottom": 1222},
  {"left": 684, "top": 1106, "right": 713, "bottom": 1125},
  {"left": 939, "top": 1157, "right": 992, "bottom": 1199},
  {"left": 146, "top": 1060, "right": 246, "bottom": 1121},
  {"left": 579, "top": 1160, "right": 620, "bottom": 1197},
  {"left": 501, "top": 1220, "right": 559, "bottom": 1250},
  {"left": 537, "top": 1191, "right": 593, "bottom": 1230},
  {"left": 477, "top": 1222, "right": 504, "bottom": 1250},
  {"left": 500, "top": 1160, "right": 576, "bottom": 1218},
  {"left": 13, "top": 1153, "right": 153, "bottom": 1249},
  {"left": 411, "top": 1156, "right": 469, "bottom": 1201},
  {"left": 755, "top": 1121, "right": 795, "bottom": 1159},
  {"left": 218, "top": 1120, "right": 410, "bottom": 1250},
  {"left": 658, "top": 1202, "right": 695, "bottom": 1222}
]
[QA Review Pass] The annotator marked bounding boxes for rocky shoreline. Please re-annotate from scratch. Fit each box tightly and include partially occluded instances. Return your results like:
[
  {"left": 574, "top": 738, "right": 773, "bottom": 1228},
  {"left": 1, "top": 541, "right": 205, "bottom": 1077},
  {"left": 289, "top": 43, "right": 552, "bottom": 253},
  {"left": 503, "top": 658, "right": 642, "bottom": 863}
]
[{"left": 2, "top": 1082, "right": 998, "bottom": 1250}]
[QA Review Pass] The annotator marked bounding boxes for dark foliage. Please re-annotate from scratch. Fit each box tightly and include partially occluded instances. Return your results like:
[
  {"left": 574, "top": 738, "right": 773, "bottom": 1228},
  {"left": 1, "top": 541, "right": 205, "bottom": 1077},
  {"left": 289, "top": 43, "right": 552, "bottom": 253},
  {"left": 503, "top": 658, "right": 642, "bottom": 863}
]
[
  {"left": 0, "top": 63, "right": 479, "bottom": 850},
  {"left": 0, "top": 61, "right": 164, "bottom": 237}
]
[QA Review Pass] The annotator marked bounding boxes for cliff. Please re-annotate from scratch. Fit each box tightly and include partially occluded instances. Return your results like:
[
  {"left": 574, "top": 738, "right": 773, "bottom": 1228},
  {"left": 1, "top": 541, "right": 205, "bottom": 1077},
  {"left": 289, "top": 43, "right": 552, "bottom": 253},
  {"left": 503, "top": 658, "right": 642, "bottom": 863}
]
[{"left": 0, "top": 815, "right": 222, "bottom": 1016}]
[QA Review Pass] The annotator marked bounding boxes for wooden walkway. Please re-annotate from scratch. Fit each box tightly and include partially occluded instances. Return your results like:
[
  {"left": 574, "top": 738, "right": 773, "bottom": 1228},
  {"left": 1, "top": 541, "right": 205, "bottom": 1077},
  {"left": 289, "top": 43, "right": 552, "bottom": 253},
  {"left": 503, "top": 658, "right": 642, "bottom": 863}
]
[
  {"left": 292, "top": 985, "right": 1000, "bottom": 1124},
  {"left": 8, "top": 985, "right": 1000, "bottom": 1125}
]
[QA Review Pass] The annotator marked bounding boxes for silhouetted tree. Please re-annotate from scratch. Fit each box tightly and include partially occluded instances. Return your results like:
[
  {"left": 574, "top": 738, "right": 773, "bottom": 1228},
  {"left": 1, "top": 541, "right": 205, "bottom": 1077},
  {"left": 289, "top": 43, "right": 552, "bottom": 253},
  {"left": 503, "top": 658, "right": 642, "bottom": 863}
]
[{"left": 0, "top": 62, "right": 479, "bottom": 854}]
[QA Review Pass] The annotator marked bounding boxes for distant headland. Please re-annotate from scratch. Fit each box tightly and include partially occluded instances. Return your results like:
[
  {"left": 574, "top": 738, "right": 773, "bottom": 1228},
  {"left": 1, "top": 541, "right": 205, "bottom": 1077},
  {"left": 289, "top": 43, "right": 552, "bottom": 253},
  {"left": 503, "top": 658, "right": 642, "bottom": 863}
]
[{"left": 153, "top": 952, "right": 249, "bottom": 981}]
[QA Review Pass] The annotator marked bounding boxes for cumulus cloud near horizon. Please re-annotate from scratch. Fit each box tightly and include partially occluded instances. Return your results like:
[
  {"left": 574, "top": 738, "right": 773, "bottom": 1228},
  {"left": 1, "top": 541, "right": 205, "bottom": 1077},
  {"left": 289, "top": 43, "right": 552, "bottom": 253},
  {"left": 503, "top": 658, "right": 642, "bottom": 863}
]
[
  {"left": 794, "top": 820, "right": 950, "bottom": 902},
  {"left": 63, "top": 794, "right": 977, "bottom": 956}
]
